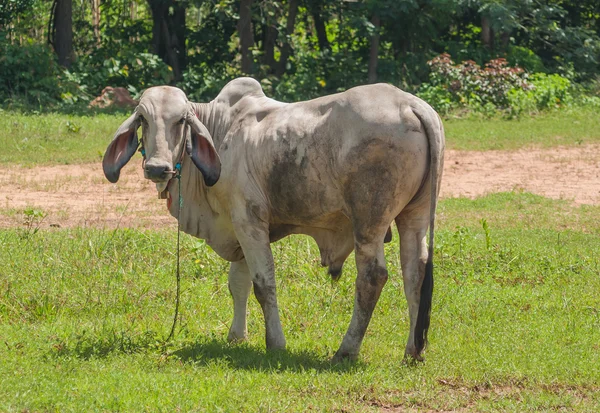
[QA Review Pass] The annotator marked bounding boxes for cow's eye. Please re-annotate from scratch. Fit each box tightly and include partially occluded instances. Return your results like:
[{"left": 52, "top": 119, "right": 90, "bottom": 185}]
[{"left": 177, "top": 118, "right": 185, "bottom": 125}]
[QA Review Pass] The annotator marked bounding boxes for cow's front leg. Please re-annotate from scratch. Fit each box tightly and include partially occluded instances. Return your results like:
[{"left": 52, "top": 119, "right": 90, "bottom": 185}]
[
  {"left": 227, "top": 259, "right": 252, "bottom": 342},
  {"left": 232, "top": 220, "right": 286, "bottom": 350}
]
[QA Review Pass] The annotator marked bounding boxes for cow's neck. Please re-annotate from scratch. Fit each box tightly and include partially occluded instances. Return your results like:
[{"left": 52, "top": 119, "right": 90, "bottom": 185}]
[
  {"left": 166, "top": 156, "right": 218, "bottom": 238},
  {"left": 165, "top": 100, "right": 242, "bottom": 259}
]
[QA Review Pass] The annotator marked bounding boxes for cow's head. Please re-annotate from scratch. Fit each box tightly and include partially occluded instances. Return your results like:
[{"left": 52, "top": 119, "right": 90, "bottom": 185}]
[{"left": 102, "top": 86, "right": 221, "bottom": 191}]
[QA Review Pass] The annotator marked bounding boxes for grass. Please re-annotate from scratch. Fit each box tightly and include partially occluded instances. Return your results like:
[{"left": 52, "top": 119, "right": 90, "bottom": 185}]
[
  {"left": 0, "top": 112, "right": 120, "bottom": 166},
  {"left": 444, "top": 107, "right": 600, "bottom": 151},
  {"left": 1, "top": 107, "right": 600, "bottom": 166},
  {"left": 1, "top": 192, "right": 599, "bottom": 411}
]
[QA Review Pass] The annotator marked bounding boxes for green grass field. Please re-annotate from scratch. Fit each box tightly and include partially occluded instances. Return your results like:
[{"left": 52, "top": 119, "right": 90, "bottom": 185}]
[
  {"left": 1, "top": 110, "right": 599, "bottom": 411},
  {"left": 1, "top": 107, "right": 600, "bottom": 166},
  {"left": 1, "top": 195, "right": 599, "bottom": 411}
]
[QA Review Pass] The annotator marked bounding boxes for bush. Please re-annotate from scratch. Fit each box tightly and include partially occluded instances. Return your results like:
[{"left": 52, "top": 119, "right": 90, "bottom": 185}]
[
  {"left": 417, "top": 53, "right": 531, "bottom": 113},
  {"left": 506, "top": 46, "right": 546, "bottom": 74},
  {"left": 507, "top": 73, "right": 573, "bottom": 116},
  {"left": 69, "top": 51, "right": 174, "bottom": 99},
  {"left": 0, "top": 38, "right": 62, "bottom": 107}
]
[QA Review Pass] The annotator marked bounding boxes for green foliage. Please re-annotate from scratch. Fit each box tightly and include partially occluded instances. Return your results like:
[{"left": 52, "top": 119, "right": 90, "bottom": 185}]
[
  {"left": 417, "top": 53, "right": 581, "bottom": 116},
  {"left": 0, "top": 0, "right": 34, "bottom": 25},
  {"left": 69, "top": 52, "right": 174, "bottom": 99},
  {"left": 506, "top": 45, "right": 547, "bottom": 73},
  {"left": 0, "top": 39, "right": 63, "bottom": 107},
  {"left": 1, "top": 0, "right": 599, "bottom": 111},
  {"left": 507, "top": 73, "right": 573, "bottom": 116},
  {"left": 180, "top": 62, "right": 239, "bottom": 103},
  {"left": 417, "top": 53, "right": 531, "bottom": 113}
]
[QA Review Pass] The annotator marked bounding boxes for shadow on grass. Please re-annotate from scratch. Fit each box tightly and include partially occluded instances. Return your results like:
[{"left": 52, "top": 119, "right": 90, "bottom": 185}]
[
  {"left": 49, "top": 329, "right": 160, "bottom": 360},
  {"left": 49, "top": 331, "right": 362, "bottom": 373},
  {"left": 171, "top": 338, "right": 363, "bottom": 373}
]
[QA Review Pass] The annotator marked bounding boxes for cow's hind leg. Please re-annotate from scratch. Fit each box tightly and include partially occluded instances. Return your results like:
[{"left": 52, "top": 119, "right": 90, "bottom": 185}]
[
  {"left": 333, "top": 230, "right": 389, "bottom": 361},
  {"left": 227, "top": 259, "right": 252, "bottom": 342},
  {"left": 396, "top": 210, "right": 431, "bottom": 361}
]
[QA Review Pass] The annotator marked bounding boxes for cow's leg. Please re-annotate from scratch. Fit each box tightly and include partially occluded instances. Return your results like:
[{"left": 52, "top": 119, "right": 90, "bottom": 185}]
[
  {"left": 227, "top": 259, "right": 252, "bottom": 342},
  {"left": 233, "top": 222, "right": 286, "bottom": 350},
  {"left": 395, "top": 212, "right": 430, "bottom": 361},
  {"left": 333, "top": 232, "right": 388, "bottom": 361}
]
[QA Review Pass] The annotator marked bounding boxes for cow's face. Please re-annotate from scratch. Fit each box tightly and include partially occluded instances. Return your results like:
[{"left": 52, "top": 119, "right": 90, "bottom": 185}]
[{"left": 102, "top": 86, "right": 221, "bottom": 190}]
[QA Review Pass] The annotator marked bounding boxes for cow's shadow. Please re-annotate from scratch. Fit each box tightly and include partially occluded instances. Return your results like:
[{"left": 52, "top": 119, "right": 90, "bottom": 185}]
[
  {"left": 171, "top": 338, "right": 363, "bottom": 373},
  {"left": 50, "top": 331, "right": 362, "bottom": 372}
]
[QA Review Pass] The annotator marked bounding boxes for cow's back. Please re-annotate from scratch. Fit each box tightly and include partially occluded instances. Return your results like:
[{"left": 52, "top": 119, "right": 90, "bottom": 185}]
[{"left": 226, "top": 83, "right": 430, "bottom": 229}]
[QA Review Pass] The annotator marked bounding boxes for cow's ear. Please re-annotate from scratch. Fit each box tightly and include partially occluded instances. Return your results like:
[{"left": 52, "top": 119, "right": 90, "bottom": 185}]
[
  {"left": 103, "top": 112, "right": 140, "bottom": 183},
  {"left": 185, "top": 112, "right": 221, "bottom": 186}
]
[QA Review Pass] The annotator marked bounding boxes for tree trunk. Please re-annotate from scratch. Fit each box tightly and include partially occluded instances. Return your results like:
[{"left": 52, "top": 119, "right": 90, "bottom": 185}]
[
  {"left": 53, "top": 0, "right": 74, "bottom": 68},
  {"left": 367, "top": 12, "right": 380, "bottom": 83},
  {"left": 499, "top": 31, "right": 510, "bottom": 53},
  {"left": 481, "top": 16, "right": 494, "bottom": 52},
  {"left": 238, "top": 0, "right": 254, "bottom": 74},
  {"left": 148, "top": 0, "right": 187, "bottom": 81},
  {"left": 91, "top": 0, "right": 100, "bottom": 45},
  {"left": 311, "top": 2, "right": 330, "bottom": 53},
  {"left": 263, "top": 23, "right": 278, "bottom": 73},
  {"left": 277, "top": 0, "right": 299, "bottom": 76}
]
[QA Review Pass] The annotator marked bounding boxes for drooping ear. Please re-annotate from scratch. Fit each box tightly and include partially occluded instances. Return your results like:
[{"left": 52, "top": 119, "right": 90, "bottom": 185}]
[
  {"left": 102, "top": 112, "right": 140, "bottom": 183},
  {"left": 185, "top": 110, "right": 221, "bottom": 186}
]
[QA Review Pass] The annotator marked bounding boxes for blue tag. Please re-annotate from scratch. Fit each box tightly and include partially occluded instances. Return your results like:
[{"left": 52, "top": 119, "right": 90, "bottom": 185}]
[
  {"left": 175, "top": 162, "right": 181, "bottom": 171},
  {"left": 141, "top": 149, "right": 146, "bottom": 156}
]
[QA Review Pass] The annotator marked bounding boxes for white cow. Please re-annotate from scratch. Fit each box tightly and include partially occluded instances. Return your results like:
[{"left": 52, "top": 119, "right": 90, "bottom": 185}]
[{"left": 103, "top": 77, "right": 445, "bottom": 361}]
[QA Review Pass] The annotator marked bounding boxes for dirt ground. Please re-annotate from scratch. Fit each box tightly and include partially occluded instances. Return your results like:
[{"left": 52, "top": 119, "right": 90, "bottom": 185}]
[{"left": 2, "top": 144, "right": 599, "bottom": 229}]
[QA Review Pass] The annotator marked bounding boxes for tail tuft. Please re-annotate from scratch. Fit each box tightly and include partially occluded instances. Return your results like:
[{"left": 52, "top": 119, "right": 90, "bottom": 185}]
[
  {"left": 384, "top": 226, "right": 393, "bottom": 243},
  {"left": 329, "top": 267, "right": 342, "bottom": 282},
  {"left": 414, "top": 257, "right": 434, "bottom": 353}
]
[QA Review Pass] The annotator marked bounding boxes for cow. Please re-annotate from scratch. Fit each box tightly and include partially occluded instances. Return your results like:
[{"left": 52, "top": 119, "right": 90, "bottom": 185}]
[{"left": 102, "top": 77, "right": 445, "bottom": 362}]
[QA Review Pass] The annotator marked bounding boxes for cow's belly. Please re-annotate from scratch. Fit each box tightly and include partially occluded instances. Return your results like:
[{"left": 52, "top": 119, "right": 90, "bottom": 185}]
[{"left": 269, "top": 212, "right": 354, "bottom": 272}]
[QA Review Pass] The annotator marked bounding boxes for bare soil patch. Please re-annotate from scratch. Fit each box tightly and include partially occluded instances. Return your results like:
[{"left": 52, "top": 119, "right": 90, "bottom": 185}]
[
  {"left": 2, "top": 144, "right": 599, "bottom": 229},
  {"left": 441, "top": 144, "right": 600, "bottom": 204}
]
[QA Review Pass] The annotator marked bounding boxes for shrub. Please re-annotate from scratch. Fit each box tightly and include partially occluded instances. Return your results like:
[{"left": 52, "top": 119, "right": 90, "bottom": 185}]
[
  {"left": 418, "top": 53, "right": 531, "bottom": 113},
  {"left": 507, "top": 73, "right": 573, "bottom": 116},
  {"left": 0, "top": 38, "right": 62, "bottom": 107},
  {"left": 506, "top": 46, "right": 546, "bottom": 74},
  {"left": 68, "top": 51, "right": 174, "bottom": 99}
]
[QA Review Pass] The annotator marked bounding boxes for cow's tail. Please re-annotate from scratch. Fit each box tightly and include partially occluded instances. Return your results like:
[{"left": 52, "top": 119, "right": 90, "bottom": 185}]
[{"left": 411, "top": 101, "right": 445, "bottom": 355}]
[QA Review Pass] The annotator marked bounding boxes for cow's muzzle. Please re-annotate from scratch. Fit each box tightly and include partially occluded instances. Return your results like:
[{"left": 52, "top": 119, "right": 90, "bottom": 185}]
[{"left": 144, "top": 161, "right": 173, "bottom": 182}]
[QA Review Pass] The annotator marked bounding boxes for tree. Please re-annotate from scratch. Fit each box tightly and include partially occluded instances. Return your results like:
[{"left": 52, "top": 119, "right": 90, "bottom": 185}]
[
  {"left": 49, "top": 0, "right": 74, "bottom": 68},
  {"left": 91, "top": 0, "right": 100, "bottom": 45},
  {"left": 147, "top": 0, "right": 187, "bottom": 81},
  {"left": 367, "top": 11, "right": 380, "bottom": 83},
  {"left": 307, "top": 0, "right": 330, "bottom": 53},
  {"left": 238, "top": 0, "right": 254, "bottom": 74},
  {"left": 276, "top": 0, "right": 299, "bottom": 76},
  {"left": 0, "top": 0, "right": 35, "bottom": 26}
]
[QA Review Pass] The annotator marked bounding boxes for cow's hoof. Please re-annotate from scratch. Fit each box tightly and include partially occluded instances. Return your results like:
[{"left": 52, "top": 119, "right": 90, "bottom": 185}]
[
  {"left": 331, "top": 349, "right": 358, "bottom": 363},
  {"left": 227, "top": 329, "right": 247, "bottom": 344},
  {"left": 266, "top": 336, "right": 286, "bottom": 350},
  {"left": 403, "top": 351, "right": 424, "bottom": 365}
]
